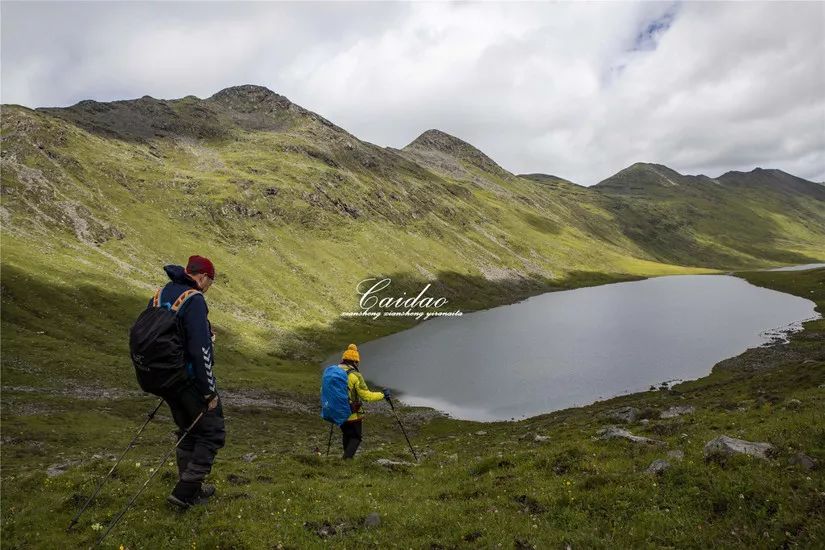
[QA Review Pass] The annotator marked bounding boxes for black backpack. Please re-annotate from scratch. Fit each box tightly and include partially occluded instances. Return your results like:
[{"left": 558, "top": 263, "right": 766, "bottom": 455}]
[{"left": 129, "top": 288, "right": 201, "bottom": 395}]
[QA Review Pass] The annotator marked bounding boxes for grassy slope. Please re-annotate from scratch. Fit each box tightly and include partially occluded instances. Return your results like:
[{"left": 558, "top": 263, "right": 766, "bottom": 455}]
[
  {"left": 1, "top": 99, "right": 721, "bottom": 396},
  {"left": 2, "top": 269, "right": 823, "bottom": 549},
  {"left": 592, "top": 164, "right": 825, "bottom": 268},
  {"left": 2, "top": 88, "right": 825, "bottom": 548}
]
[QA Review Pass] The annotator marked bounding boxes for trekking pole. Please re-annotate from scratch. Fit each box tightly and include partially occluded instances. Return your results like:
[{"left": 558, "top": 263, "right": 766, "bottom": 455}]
[
  {"left": 67, "top": 398, "right": 164, "bottom": 532},
  {"left": 326, "top": 423, "right": 334, "bottom": 456},
  {"left": 386, "top": 397, "right": 418, "bottom": 462},
  {"left": 94, "top": 409, "right": 206, "bottom": 548}
]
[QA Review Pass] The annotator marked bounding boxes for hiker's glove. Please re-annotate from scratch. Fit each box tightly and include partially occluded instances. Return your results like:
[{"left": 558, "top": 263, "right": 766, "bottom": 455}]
[{"left": 383, "top": 389, "right": 392, "bottom": 400}]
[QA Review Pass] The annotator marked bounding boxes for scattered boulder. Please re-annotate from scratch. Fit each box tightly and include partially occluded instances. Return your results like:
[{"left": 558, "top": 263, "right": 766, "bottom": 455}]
[
  {"left": 364, "top": 512, "right": 381, "bottom": 528},
  {"left": 533, "top": 435, "right": 550, "bottom": 443},
  {"left": 597, "top": 426, "right": 663, "bottom": 445},
  {"left": 241, "top": 453, "right": 257, "bottom": 463},
  {"left": 475, "top": 431, "right": 488, "bottom": 436},
  {"left": 375, "top": 458, "right": 415, "bottom": 469},
  {"left": 305, "top": 520, "right": 353, "bottom": 539},
  {"left": 660, "top": 405, "right": 695, "bottom": 419},
  {"left": 789, "top": 452, "right": 817, "bottom": 471},
  {"left": 605, "top": 406, "right": 639, "bottom": 423},
  {"left": 646, "top": 459, "right": 671, "bottom": 474},
  {"left": 785, "top": 399, "right": 802, "bottom": 410},
  {"left": 667, "top": 449, "right": 685, "bottom": 461},
  {"left": 703, "top": 435, "right": 774, "bottom": 460},
  {"left": 46, "top": 461, "right": 77, "bottom": 477}
]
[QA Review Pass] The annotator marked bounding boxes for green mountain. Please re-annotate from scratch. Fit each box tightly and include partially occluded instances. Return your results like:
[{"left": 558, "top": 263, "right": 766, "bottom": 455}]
[
  {"left": 2, "top": 84, "right": 824, "bottom": 382},
  {"left": 591, "top": 162, "right": 825, "bottom": 267},
  {"left": 2, "top": 84, "right": 825, "bottom": 548}
]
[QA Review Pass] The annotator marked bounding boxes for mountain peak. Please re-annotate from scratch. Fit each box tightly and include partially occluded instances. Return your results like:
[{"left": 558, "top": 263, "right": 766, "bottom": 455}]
[
  {"left": 403, "top": 129, "right": 510, "bottom": 177},
  {"left": 407, "top": 128, "right": 467, "bottom": 148},
  {"left": 594, "top": 162, "right": 688, "bottom": 192},
  {"left": 207, "top": 84, "right": 293, "bottom": 112},
  {"left": 716, "top": 167, "right": 825, "bottom": 198}
]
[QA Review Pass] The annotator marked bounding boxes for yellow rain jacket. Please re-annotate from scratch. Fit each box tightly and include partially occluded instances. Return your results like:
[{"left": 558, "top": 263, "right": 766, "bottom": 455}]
[{"left": 341, "top": 364, "right": 385, "bottom": 422}]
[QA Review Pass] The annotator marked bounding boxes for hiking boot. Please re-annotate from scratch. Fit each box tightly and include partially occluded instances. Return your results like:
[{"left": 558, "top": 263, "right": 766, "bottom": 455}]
[
  {"left": 198, "top": 484, "right": 216, "bottom": 499},
  {"left": 166, "top": 490, "right": 211, "bottom": 509},
  {"left": 166, "top": 493, "right": 192, "bottom": 510},
  {"left": 168, "top": 480, "right": 210, "bottom": 510}
]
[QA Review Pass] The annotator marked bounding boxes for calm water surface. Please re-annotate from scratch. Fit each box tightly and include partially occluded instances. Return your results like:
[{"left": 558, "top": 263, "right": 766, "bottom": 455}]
[{"left": 336, "top": 274, "right": 819, "bottom": 421}]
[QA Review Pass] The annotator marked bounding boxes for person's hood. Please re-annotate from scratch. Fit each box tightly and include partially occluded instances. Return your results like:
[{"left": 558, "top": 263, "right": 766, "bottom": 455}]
[{"left": 163, "top": 264, "right": 198, "bottom": 288}]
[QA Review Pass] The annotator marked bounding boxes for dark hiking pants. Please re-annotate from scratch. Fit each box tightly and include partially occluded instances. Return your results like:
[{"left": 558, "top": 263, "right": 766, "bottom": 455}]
[
  {"left": 161, "top": 382, "right": 226, "bottom": 501},
  {"left": 341, "top": 419, "right": 363, "bottom": 459}
]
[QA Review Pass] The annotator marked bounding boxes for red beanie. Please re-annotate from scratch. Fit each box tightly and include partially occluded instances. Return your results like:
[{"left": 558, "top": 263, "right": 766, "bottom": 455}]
[{"left": 186, "top": 255, "right": 215, "bottom": 279}]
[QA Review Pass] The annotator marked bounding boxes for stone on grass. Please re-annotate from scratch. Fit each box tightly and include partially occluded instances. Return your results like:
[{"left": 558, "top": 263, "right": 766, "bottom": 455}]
[
  {"left": 788, "top": 452, "right": 817, "bottom": 471},
  {"left": 605, "top": 406, "right": 639, "bottom": 423},
  {"left": 242, "top": 453, "right": 257, "bottom": 463},
  {"left": 375, "top": 458, "right": 414, "bottom": 468},
  {"left": 364, "top": 512, "right": 381, "bottom": 528},
  {"left": 534, "top": 435, "right": 550, "bottom": 443},
  {"left": 646, "top": 459, "right": 671, "bottom": 474},
  {"left": 660, "top": 405, "right": 695, "bottom": 419},
  {"left": 597, "top": 426, "right": 663, "bottom": 445},
  {"left": 667, "top": 449, "right": 685, "bottom": 461},
  {"left": 785, "top": 399, "right": 802, "bottom": 410},
  {"left": 46, "top": 461, "right": 77, "bottom": 477},
  {"left": 703, "top": 435, "right": 773, "bottom": 460}
]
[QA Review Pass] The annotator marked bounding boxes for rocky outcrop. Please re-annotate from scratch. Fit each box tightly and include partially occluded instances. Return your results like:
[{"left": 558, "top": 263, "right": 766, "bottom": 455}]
[
  {"left": 646, "top": 459, "right": 671, "bottom": 474},
  {"left": 703, "top": 435, "right": 774, "bottom": 460},
  {"left": 660, "top": 405, "right": 695, "bottom": 419},
  {"left": 375, "top": 458, "right": 415, "bottom": 469},
  {"left": 605, "top": 406, "right": 639, "bottom": 423},
  {"left": 788, "top": 452, "right": 818, "bottom": 471},
  {"left": 597, "top": 426, "right": 663, "bottom": 445}
]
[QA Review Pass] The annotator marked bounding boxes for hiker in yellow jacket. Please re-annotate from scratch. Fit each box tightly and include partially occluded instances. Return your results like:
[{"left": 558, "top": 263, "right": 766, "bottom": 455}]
[{"left": 339, "top": 344, "right": 390, "bottom": 459}]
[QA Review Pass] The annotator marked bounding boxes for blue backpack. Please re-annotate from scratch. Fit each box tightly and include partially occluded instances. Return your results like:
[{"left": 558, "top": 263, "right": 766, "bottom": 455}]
[{"left": 321, "top": 365, "right": 351, "bottom": 426}]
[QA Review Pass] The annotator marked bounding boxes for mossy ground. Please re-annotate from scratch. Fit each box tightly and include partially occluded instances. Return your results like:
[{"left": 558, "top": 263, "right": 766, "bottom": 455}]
[{"left": 1, "top": 269, "right": 823, "bottom": 549}]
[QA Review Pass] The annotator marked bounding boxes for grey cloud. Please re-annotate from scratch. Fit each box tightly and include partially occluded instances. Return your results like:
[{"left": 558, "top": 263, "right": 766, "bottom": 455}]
[{"left": 1, "top": 1, "right": 822, "bottom": 184}]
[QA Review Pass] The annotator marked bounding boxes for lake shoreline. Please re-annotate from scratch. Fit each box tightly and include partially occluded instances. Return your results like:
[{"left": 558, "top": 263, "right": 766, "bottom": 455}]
[{"left": 360, "top": 266, "right": 824, "bottom": 426}]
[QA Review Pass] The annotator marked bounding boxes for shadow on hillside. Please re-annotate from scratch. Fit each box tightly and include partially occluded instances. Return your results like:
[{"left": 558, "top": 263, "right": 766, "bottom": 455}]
[{"left": 1, "top": 262, "right": 634, "bottom": 389}]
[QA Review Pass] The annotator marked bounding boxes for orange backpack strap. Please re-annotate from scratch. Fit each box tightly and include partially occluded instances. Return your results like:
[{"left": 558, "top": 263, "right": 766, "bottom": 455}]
[
  {"left": 171, "top": 289, "right": 202, "bottom": 313},
  {"left": 152, "top": 288, "right": 162, "bottom": 308}
]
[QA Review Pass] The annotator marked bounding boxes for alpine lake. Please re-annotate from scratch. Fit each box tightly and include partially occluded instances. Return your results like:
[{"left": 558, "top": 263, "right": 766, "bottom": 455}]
[{"left": 327, "top": 269, "right": 822, "bottom": 421}]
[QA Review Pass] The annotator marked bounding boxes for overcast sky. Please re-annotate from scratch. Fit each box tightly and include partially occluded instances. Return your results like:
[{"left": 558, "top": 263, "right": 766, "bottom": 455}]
[{"left": 2, "top": 1, "right": 823, "bottom": 185}]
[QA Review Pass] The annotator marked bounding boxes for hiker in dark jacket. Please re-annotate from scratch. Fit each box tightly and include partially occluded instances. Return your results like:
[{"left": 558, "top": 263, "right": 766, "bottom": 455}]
[{"left": 152, "top": 255, "right": 226, "bottom": 509}]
